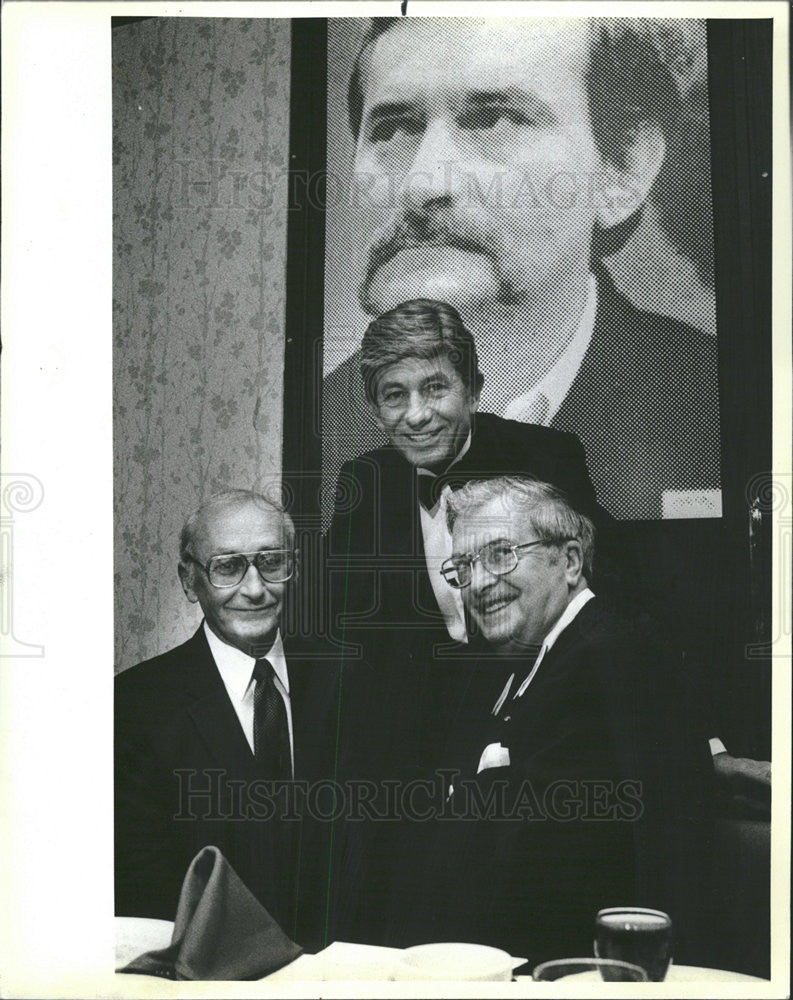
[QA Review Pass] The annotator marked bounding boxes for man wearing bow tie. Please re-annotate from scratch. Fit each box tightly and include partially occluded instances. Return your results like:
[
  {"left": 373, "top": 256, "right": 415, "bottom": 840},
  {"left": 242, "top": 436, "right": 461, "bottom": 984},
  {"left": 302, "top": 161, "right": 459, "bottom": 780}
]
[{"left": 115, "top": 490, "right": 340, "bottom": 943}]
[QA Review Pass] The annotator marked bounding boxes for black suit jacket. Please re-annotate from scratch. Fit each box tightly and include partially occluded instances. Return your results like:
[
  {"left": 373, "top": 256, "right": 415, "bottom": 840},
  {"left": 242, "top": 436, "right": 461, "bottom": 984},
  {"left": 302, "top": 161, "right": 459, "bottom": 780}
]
[
  {"left": 374, "top": 597, "right": 713, "bottom": 962},
  {"left": 323, "top": 269, "right": 720, "bottom": 521},
  {"left": 114, "top": 627, "right": 343, "bottom": 945}
]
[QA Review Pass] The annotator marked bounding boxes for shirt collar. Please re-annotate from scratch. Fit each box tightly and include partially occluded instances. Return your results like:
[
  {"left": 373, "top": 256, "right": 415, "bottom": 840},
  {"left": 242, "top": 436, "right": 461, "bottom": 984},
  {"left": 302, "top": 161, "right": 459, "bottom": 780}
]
[
  {"left": 416, "top": 429, "right": 473, "bottom": 481},
  {"left": 203, "top": 621, "right": 288, "bottom": 700},
  {"left": 503, "top": 274, "right": 598, "bottom": 425},
  {"left": 539, "top": 587, "right": 595, "bottom": 656},
  {"left": 512, "top": 588, "right": 595, "bottom": 702}
]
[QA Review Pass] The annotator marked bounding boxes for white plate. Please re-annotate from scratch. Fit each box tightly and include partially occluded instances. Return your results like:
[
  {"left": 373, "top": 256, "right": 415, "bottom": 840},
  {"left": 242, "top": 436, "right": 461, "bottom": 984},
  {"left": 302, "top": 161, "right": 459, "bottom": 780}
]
[{"left": 397, "top": 942, "right": 520, "bottom": 982}]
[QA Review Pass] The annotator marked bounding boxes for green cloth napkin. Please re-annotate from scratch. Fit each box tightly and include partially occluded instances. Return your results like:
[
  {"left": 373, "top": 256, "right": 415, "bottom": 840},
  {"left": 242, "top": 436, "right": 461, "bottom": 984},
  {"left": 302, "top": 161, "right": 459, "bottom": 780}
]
[{"left": 119, "top": 845, "right": 303, "bottom": 980}]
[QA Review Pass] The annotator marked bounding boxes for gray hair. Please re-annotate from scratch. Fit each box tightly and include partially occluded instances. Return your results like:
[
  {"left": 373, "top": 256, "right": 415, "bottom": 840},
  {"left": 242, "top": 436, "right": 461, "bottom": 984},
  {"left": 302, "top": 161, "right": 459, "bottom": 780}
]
[
  {"left": 446, "top": 476, "right": 596, "bottom": 580},
  {"left": 179, "top": 488, "right": 294, "bottom": 563}
]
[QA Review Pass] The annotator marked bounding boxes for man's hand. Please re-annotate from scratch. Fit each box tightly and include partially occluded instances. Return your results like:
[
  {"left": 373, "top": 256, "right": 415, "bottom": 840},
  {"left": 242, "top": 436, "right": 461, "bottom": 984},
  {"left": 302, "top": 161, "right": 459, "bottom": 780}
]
[{"left": 713, "top": 752, "right": 771, "bottom": 804}]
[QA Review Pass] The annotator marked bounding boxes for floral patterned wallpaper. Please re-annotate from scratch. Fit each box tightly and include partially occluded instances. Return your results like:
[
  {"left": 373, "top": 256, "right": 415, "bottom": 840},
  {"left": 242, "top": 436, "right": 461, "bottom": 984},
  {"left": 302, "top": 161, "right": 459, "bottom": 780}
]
[{"left": 113, "top": 18, "right": 291, "bottom": 670}]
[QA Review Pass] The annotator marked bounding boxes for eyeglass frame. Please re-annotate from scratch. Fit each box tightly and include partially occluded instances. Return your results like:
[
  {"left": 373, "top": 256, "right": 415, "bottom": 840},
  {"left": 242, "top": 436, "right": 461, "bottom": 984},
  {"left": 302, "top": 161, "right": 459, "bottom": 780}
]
[
  {"left": 440, "top": 538, "right": 571, "bottom": 589},
  {"left": 184, "top": 548, "right": 296, "bottom": 589}
]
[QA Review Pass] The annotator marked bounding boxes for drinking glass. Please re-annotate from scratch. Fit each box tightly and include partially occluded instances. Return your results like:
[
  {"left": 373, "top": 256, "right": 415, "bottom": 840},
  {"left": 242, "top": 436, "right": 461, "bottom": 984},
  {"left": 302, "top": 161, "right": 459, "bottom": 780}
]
[
  {"left": 532, "top": 958, "right": 648, "bottom": 982},
  {"left": 595, "top": 907, "right": 673, "bottom": 982}
]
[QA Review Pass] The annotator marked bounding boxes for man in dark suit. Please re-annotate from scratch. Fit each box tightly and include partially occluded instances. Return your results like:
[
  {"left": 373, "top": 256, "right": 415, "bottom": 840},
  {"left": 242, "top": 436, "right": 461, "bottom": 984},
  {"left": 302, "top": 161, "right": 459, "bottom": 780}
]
[
  {"left": 324, "top": 16, "right": 720, "bottom": 521},
  {"left": 115, "top": 489, "right": 341, "bottom": 945},
  {"left": 392, "top": 475, "right": 711, "bottom": 964}
]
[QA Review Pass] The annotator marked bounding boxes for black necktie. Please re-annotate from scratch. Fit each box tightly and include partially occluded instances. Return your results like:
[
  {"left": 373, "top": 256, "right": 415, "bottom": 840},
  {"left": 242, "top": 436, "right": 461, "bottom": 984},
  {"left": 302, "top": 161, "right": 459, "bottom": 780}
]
[{"left": 252, "top": 658, "right": 291, "bottom": 779}]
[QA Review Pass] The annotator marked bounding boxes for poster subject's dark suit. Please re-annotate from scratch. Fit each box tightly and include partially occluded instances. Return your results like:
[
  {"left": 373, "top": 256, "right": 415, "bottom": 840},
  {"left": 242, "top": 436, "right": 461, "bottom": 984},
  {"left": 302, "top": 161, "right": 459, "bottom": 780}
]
[
  {"left": 323, "top": 268, "right": 720, "bottom": 521},
  {"left": 114, "top": 627, "right": 341, "bottom": 946},
  {"left": 383, "top": 597, "right": 713, "bottom": 964}
]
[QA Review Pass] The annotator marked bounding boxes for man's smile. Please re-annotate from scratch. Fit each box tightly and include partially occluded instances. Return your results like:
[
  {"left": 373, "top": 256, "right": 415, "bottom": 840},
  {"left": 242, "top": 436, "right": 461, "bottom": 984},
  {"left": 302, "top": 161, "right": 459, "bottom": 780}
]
[
  {"left": 477, "top": 593, "right": 517, "bottom": 617},
  {"left": 402, "top": 428, "right": 443, "bottom": 444}
]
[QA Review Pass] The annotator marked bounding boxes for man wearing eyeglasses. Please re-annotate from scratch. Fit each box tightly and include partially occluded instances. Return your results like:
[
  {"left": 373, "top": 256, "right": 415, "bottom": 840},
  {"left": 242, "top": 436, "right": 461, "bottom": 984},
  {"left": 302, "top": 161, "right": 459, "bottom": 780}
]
[
  {"left": 406, "top": 475, "right": 710, "bottom": 962},
  {"left": 115, "top": 489, "right": 340, "bottom": 943}
]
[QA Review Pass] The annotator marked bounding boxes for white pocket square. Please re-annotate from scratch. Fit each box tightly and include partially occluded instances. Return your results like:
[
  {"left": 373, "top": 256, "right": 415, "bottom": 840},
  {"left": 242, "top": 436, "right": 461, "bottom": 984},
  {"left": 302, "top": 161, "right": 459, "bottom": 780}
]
[{"left": 477, "top": 741, "right": 511, "bottom": 774}]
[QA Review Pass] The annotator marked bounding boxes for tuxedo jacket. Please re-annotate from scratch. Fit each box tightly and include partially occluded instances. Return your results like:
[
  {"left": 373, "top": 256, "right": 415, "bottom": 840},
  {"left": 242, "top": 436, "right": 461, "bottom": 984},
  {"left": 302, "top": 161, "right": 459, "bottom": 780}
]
[
  {"left": 114, "top": 627, "right": 343, "bottom": 945},
  {"left": 323, "top": 269, "right": 720, "bottom": 521}
]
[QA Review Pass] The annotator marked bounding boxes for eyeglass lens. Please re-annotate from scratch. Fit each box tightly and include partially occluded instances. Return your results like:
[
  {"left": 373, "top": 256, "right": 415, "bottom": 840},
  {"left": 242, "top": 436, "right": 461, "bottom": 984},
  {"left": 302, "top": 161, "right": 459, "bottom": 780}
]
[
  {"left": 208, "top": 551, "right": 292, "bottom": 586},
  {"left": 446, "top": 541, "right": 518, "bottom": 587}
]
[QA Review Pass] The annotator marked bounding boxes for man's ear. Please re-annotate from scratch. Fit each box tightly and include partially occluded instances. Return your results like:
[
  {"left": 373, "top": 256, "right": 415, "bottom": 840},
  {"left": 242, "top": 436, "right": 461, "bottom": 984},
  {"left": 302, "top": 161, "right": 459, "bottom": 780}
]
[
  {"left": 178, "top": 561, "right": 199, "bottom": 603},
  {"left": 563, "top": 540, "right": 584, "bottom": 588},
  {"left": 594, "top": 123, "right": 666, "bottom": 230}
]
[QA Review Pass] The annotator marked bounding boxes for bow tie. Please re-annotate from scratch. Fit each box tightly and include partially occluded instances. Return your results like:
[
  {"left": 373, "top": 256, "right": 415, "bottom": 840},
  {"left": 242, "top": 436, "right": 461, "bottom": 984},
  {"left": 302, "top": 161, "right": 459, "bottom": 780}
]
[
  {"left": 419, "top": 469, "right": 479, "bottom": 510},
  {"left": 417, "top": 473, "right": 441, "bottom": 511}
]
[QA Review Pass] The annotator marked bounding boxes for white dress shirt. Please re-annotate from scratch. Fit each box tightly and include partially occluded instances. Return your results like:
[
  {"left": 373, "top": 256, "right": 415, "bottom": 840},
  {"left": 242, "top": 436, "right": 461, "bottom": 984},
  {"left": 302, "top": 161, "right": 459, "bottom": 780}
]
[
  {"left": 417, "top": 433, "right": 473, "bottom": 643},
  {"left": 203, "top": 622, "right": 294, "bottom": 775},
  {"left": 503, "top": 275, "right": 598, "bottom": 426}
]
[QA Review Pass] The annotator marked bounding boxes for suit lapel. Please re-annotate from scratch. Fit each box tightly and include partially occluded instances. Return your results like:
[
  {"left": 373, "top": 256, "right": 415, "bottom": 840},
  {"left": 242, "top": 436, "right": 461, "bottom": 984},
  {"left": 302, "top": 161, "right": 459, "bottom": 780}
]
[
  {"left": 181, "top": 627, "right": 259, "bottom": 777},
  {"left": 390, "top": 451, "right": 425, "bottom": 557},
  {"left": 497, "top": 603, "right": 595, "bottom": 732},
  {"left": 551, "top": 269, "right": 626, "bottom": 458}
]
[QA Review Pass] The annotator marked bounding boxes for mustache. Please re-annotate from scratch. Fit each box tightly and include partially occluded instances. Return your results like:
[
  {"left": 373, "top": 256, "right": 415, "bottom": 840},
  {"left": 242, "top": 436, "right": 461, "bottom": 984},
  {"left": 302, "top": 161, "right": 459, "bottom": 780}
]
[
  {"left": 471, "top": 589, "right": 514, "bottom": 609},
  {"left": 365, "top": 218, "right": 495, "bottom": 285}
]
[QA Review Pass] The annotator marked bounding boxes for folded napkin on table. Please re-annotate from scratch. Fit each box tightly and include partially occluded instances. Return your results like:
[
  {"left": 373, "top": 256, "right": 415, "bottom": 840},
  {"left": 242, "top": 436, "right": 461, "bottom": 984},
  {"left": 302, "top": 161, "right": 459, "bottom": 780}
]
[{"left": 118, "top": 845, "right": 302, "bottom": 981}]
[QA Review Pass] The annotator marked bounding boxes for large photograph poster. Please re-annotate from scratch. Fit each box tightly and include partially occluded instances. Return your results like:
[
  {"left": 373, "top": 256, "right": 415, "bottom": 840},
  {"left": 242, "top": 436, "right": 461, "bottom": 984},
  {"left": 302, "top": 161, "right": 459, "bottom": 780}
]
[{"left": 323, "top": 17, "right": 721, "bottom": 523}]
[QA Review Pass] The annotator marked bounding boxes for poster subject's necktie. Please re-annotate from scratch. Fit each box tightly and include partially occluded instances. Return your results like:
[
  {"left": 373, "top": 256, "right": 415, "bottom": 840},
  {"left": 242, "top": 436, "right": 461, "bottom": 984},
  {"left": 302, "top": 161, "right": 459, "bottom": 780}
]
[{"left": 252, "top": 658, "right": 291, "bottom": 779}]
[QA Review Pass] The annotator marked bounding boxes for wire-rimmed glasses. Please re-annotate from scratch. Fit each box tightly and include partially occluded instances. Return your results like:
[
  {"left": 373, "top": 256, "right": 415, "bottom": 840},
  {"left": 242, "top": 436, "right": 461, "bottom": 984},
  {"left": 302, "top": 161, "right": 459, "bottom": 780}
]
[
  {"left": 440, "top": 539, "right": 554, "bottom": 589},
  {"left": 187, "top": 549, "right": 295, "bottom": 588}
]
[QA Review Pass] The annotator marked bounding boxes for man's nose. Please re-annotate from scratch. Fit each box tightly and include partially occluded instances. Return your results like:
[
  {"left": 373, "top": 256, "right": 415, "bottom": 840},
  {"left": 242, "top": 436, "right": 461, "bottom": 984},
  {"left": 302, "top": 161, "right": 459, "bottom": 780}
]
[
  {"left": 238, "top": 562, "right": 267, "bottom": 598},
  {"left": 400, "top": 118, "right": 460, "bottom": 216},
  {"left": 470, "top": 556, "right": 498, "bottom": 595},
  {"left": 403, "top": 391, "right": 433, "bottom": 427}
]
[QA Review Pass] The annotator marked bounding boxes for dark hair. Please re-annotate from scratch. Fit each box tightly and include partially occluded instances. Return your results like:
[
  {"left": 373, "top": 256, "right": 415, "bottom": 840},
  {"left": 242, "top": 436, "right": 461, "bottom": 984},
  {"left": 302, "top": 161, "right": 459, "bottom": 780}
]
[
  {"left": 348, "top": 17, "right": 685, "bottom": 171},
  {"left": 361, "top": 299, "right": 484, "bottom": 404}
]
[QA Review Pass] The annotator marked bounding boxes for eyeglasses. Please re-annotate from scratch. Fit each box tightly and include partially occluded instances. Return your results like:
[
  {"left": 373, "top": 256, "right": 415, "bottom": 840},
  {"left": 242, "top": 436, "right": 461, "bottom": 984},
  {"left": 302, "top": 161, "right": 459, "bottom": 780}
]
[
  {"left": 187, "top": 549, "right": 295, "bottom": 588},
  {"left": 440, "top": 539, "right": 554, "bottom": 589}
]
